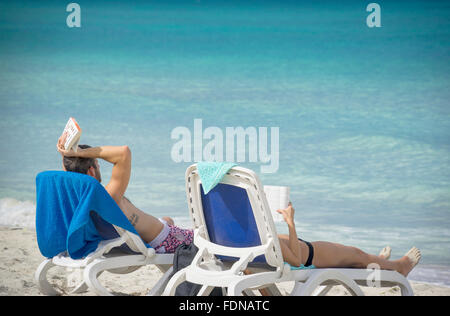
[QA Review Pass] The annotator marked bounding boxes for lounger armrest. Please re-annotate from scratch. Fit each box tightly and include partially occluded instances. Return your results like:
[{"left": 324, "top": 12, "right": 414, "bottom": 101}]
[
  {"left": 194, "top": 229, "right": 269, "bottom": 259},
  {"left": 113, "top": 225, "right": 155, "bottom": 258},
  {"left": 90, "top": 237, "right": 128, "bottom": 260},
  {"left": 123, "top": 230, "right": 155, "bottom": 257},
  {"left": 51, "top": 236, "right": 126, "bottom": 267}
]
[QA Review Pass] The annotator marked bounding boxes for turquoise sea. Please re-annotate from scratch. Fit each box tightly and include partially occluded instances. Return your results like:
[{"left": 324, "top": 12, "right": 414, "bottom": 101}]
[{"left": 1, "top": 1, "right": 449, "bottom": 286}]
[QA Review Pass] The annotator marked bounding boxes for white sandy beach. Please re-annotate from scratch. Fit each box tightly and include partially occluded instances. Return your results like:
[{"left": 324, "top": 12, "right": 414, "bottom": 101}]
[{"left": 0, "top": 226, "right": 449, "bottom": 296}]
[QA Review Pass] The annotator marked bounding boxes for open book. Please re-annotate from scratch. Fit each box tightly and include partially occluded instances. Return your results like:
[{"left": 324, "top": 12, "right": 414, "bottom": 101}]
[
  {"left": 62, "top": 117, "right": 82, "bottom": 152},
  {"left": 263, "top": 185, "right": 290, "bottom": 222}
]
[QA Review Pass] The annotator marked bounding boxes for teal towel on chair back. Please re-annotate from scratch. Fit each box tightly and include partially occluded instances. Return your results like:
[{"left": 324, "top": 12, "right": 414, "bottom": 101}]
[{"left": 197, "top": 162, "right": 237, "bottom": 194}]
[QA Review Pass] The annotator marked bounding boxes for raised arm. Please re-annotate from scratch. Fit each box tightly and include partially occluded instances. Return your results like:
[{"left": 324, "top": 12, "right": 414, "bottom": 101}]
[
  {"left": 80, "top": 146, "right": 131, "bottom": 204},
  {"left": 277, "top": 202, "right": 303, "bottom": 266},
  {"left": 57, "top": 134, "right": 131, "bottom": 204}
]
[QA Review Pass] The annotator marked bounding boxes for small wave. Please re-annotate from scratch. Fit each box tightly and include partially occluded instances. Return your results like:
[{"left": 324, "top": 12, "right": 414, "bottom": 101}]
[
  {"left": 408, "top": 265, "right": 450, "bottom": 288},
  {"left": 0, "top": 198, "right": 36, "bottom": 229}
]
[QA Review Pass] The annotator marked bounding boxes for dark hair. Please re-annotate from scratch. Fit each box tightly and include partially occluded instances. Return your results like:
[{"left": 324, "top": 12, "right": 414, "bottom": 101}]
[{"left": 63, "top": 144, "right": 97, "bottom": 174}]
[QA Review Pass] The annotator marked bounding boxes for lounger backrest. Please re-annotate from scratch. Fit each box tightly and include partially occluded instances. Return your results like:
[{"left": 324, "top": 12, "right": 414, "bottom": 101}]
[
  {"left": 200, "top": 183, "right": 265, "bottom": 262},
  {"left": 185, "top": 165, "right": 283, "bottom": 268},
  {"left": 38, "top": 171, "right": 145, "bottom": 255}
]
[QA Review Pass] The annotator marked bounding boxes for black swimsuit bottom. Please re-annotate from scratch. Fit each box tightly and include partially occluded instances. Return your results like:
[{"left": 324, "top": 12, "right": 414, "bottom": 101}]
[{"left": 298, "top": 238, "right": 315, "bottom": 267}]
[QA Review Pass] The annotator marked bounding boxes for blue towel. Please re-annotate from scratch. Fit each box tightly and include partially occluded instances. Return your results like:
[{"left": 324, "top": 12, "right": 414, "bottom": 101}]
[
  {"left": 197, "top": 162, "right": 237, "bottom": 194},
  {"left": 35, "top": 171, "right": 139, "bottom": 259}
]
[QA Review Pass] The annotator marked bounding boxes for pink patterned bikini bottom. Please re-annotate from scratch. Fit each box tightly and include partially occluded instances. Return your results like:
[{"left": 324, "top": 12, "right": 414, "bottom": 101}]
[{"left": 152, "top": 224, "right": 194, "bottom": 254}]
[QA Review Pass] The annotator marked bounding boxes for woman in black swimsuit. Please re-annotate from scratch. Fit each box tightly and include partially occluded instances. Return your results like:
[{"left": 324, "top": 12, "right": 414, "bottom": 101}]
[{"left": 277, "top": 203, "right": 420, "bottom": 277}]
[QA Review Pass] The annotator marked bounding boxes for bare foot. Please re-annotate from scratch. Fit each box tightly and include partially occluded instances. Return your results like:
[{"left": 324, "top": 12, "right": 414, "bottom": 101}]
[
  {"left": 379, "top": 246, "right": 391, "bottom": 260},
  {"left": 398, "top": 247, "right": 421, "bottom": 277}
]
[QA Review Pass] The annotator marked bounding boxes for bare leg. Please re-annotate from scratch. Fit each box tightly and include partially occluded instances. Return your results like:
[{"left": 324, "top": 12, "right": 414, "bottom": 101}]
[
  {"left": 310, "top": 241, "right": 419, "bottom": 277},
  {"left": 311, "top": 241, "right": 399, "bottom": 270},
  {"left": 279, "top": 238, "right": 419, "bottom": 276},
  {"left": 119, "top": 197, "right": 164, "bottom": 243}
]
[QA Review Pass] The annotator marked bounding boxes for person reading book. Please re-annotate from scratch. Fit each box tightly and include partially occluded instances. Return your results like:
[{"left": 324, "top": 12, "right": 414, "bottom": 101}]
[
  {"left": 57, "top": 133, "right": 193, "bottom": 254},
  {"left": 276, "top": 203, "right": 421, "bottom": 277},
  {"left": 57, "top": 134, "right": 421, "bottom": 276}
]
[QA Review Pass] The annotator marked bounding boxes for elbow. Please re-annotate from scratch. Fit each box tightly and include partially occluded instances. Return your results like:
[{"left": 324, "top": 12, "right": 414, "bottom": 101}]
[
  {"left": 121, "top": 146, "right": 131, "bottom": 162},
  {"left": 123, "top": 145, "right": 131, "bottom": 155}
]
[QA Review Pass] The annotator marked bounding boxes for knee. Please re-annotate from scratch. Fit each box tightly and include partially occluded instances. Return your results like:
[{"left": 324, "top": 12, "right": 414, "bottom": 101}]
[
  {"left": 352, "top": 247, "right": 370, "bottom": 267},
  {"left": 162, "top": 216, "right": 174, "bottom": 226}
]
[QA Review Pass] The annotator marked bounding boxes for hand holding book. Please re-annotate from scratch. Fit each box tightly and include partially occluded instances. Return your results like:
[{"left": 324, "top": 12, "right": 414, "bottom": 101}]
[
  {"left": 57, "top": 132, "right": 79, "bottom": 157},
  {"left": 57, "top": 117, "right": 82, "bottom": 157},
  {"left": 276, "top": 202, "right": 295, "bottom": 225},
  {"left": 263, "top": 185, "right": 290, "bottom": 222}
]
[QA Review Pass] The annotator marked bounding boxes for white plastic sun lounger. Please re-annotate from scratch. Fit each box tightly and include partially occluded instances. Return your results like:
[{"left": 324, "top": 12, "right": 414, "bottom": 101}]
[
  {"left": 162, "top": 164, "right": 414, "bottom": 296},
  {"left": 34, "top": 171, "right": 173, "bottom": 296},
  {"left": 35, "top": 225, "right": 173, "bottom": 296}
]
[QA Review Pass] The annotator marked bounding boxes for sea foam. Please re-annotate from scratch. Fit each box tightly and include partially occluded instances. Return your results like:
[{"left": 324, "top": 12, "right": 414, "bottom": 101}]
[{"left": 0, "top": 198, "right": 36, "bottom": 229}]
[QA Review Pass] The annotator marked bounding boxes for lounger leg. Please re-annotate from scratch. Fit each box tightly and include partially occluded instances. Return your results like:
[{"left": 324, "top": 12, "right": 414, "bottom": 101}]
[
  {"left": 291, "top": 270, "right": 364, "bottom": 296},
  {"left": 197, "top": 285, "right": 215, "bottom": 296},
  {"left": 242, "top": 289, "right": 256, "bottom": 296},
  {"left": 84, "top": 256, "right": 147, "bottom": 296},
  {"left": 84, "top": 260, "right": 114, "bottom": 296},
  {"left": 399, "top": 283, "right": 414, "bottom": 296},
  {"left": 311, "top": 285, "right": 333, "bottom": 296},
  {"left": 35, "top": 259, "right": 60, "bottom": 296},
  {"left": 162, "top": 269, "right": 187, "bottom": 296},
  {"left": 148, "top": 266, "right": 174, "bottom": 296},
  {"left": 69, "top": 272, "right": 89, "bottom": 294},
  {"left": 227, "top": 272, "right": 281, "bottom": 296},
  {"left": 263, "top": 284, "right": 282, "bottom": 296},
  {"left": 155, "top": 264, "right": 172, "bottom": 273},
  {"left": 294, "top": 283, "right": 333, "bottom": 296},
  {"left": 391, "top": 273, "right": 414, "bottom": 296},
  {"left": 241, "top": 284, "right": 282, "bottom": 296},
  {"left": 348, "top": 270, "right": 414, "bottom": 296},
  {"left": 393, "top": 278, "right": 414, "bottom": 296}
]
